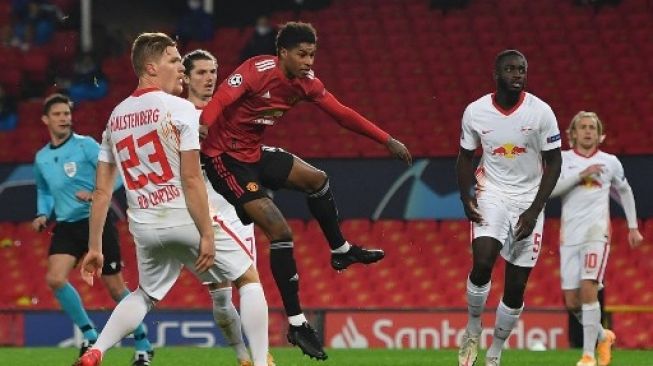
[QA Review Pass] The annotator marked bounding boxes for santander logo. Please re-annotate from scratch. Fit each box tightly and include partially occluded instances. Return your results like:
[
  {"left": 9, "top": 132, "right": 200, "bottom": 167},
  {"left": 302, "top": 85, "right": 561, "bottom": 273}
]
[
  {"left": 326, "top": 312, "right": 568, "bottom": 350},
  {"left": 330, "top": 317, "right": 369, "bottom": 348}
]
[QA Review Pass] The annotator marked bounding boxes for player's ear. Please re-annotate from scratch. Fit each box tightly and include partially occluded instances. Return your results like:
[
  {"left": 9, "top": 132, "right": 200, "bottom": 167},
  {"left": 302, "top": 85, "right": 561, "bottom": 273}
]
[
  {"left": 41, "top": 114, "right": 48, "bottom": 126},
  {"left": 279, "top": 48, "right": 287, "bottom": 58},
  {"left": 144, "top": 62, "right": 157, "bottom": 76},
  {"left": 183, "top": 74, "right": 190, "bottom": 85}
]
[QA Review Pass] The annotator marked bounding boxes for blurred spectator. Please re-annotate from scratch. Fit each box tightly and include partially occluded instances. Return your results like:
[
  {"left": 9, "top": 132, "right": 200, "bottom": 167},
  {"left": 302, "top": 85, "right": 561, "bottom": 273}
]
[
  {"left": 10, "top": 0, "right": 63, "bottom": 50},
  {"left": 240, "top": 15, "right": 277, "bottom": 62},
  {"left": 177, "top": 0, "right": 214, "bottom": 43},
  {"left": 0, "top": 85, "right": 18, "bottom": 131},
  {"left": 67, "top": 52, "right": 108, "bottom": 103}
]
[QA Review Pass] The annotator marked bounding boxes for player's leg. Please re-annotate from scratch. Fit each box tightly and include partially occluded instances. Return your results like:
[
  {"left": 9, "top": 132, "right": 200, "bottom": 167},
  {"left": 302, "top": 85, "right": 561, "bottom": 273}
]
[
  {"left": 460, "top": 192, "right": 510, "bottom": 366},
  {"left": 484, "top": 262, "right": 531, "bottom": 363},
  {"left": 278, "top": 151, "right": 383, "bottom": 270},
  {"left": 232, "top": 267, "right": 269, "bottom": 366},
  {"left": 198, "top": 220, "right": 269, "bottom": 366},
  {"left": 47, "top": 254, "right": 99, "bottom": 343},
  {"left": 458, "top": 236, "right": 501, "bottom": 366},
  {"left": 47, "top": 223, "right": 99, "bottom": 347},
  {"left": 468, "top": 236, "right": 502, "bottom": 331},
  {"left": 202, "top": 152, "right": 326, "bottom": 359},
  {"left": 96, "top": 217, "right": 154, "bottom": 364},
  {"left": 208, "top": 281, "right": 251, "bottom": 364},
  {"left": 561, "top": 244, "right": 583, "bottom": 321},
  {"left": 579, "top": 242, "right": 613, "bottom": 366},
  {"left": 78, "top": 225, "right": 188, "bottom": 364}
]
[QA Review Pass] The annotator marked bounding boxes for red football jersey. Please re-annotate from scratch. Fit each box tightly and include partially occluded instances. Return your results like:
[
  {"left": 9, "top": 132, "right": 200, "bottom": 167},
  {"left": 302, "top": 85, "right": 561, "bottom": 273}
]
[{"left": 201, "top": 55, "right": 390, "bottom": 162}]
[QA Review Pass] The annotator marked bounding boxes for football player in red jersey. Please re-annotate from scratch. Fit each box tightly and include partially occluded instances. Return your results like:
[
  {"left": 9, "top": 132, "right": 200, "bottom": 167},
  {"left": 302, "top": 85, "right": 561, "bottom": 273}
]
[{"left": 200, "top": 22, "right": 411, "bottom": 360}]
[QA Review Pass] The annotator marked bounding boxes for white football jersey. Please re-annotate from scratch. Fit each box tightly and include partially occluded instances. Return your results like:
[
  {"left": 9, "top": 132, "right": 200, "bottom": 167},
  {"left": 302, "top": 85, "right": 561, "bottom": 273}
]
[
  {"left": 99, "top": 88, "right": 201, "bottom": 228},
  {"left": 558, "top": 149, "right": 630, "bottom": 246},
  {"left": 460, "top": 92, "right": 561, "bottom": 199}
]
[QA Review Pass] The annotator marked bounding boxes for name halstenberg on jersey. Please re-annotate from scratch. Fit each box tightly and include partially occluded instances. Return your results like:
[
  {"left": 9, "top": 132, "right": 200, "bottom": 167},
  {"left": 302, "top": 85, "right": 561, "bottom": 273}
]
[{"left": 110, "top": 108, "right": 160, "bottom": 132}]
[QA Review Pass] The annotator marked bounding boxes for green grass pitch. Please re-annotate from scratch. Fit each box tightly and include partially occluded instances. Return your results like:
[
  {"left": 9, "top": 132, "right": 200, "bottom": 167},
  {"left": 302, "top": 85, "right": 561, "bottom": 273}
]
[{"left": 0, "top": 347, "right": 651, "bottom": 366}]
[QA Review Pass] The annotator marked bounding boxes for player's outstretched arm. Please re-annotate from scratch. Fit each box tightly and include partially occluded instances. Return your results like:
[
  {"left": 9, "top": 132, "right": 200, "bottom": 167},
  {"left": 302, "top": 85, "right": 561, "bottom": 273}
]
[
  {"left": 82, "top": 161, "right": 117, "bottom": 285},
  {"left": 180, "top": 149, "right": 215, "bottom": 273},
  {"left": 314, "top": 92, "right": 414, "bottom": 163},
  {"left": 515, "top": 148, "right": 562, "bottom": 240},
  {"left": 456, "top": 147, "right": 482, "bottom": 223}
]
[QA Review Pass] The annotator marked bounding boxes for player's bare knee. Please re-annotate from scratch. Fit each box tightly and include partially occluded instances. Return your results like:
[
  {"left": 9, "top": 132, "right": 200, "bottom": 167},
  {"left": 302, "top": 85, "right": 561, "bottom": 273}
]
[
  {"left": 306, "top": 169, "right": 328, "bottom": 193},
  {"left": 470, "top": 261, "right": 494, "bottom": 284},
  {"left": 45, "top": 272, "right": 67, "bottom": 290}
]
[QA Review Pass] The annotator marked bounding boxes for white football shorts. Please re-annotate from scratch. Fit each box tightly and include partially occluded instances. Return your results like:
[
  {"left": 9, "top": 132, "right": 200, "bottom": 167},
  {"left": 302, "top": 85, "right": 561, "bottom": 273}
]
[
  {"left": 472, "top": 190, "right": 545, "bottom": 268},
  {"left": 130, "top": 222, "right": 254, "bottom": 301},
  {"left": 560, "top": 241, "right": 610, "bottom": 290}
]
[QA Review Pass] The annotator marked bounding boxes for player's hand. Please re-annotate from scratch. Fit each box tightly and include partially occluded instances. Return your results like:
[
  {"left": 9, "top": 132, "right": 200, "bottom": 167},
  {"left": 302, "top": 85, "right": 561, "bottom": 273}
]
[
  {"left": 31, "top": 215, "right": 47, "bottom": 232},
  {"left": 195, "top": 234, "right": 215, "bottom": 273},
  {"left": 628, "top": 228, "right": 644, "bottom": 248},
  {"left": 75, "top": 190, "right": 93, "bottom": 202},
  {"left": 199, "top": 125, "right": 208, "bottom": 140},
  {"left": 515, "top": 207, "right": 539, "bottom": 241},
  {"left": 386, "top": 138, "right": 412, "bottom": 166},
  {"left": 80, "top": 249, "right": 104, "bottom": 286},
  {"left": 461, "top": 196, "right": 483, "bottom": 224},
  {"left": 579, "top": 164, "right": 604, "bottom": 179}
]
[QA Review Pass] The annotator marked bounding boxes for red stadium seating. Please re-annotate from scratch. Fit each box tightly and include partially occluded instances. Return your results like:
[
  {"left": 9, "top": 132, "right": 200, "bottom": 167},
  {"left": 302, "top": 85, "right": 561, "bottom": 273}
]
[
  {"left": 1, "top": 217, "right": 647, "bottom": 310},
  {"left": 2, "top": 0, "right": 653, "bottom": 161}
]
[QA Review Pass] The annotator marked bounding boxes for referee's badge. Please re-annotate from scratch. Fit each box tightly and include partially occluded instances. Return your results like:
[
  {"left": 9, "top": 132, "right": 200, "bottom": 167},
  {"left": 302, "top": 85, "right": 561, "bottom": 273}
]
[{"left": 64, "top": 162, "right": 77, "bottom": 177}]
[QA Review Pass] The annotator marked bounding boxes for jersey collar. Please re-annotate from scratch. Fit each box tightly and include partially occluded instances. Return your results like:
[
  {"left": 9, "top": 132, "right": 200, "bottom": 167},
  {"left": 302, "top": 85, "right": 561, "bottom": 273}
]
[
  {"left": 572, "top": 148, "right": 599, "bottom": 158},
  {"left": 491, "top": 91, "right": 526, "bottom": 116},
  {"left": 131, "top": 87, "right": 160, "bottom": 97},
  {"left": 49, "top": 132, "right": 73, "bottom": 149}
]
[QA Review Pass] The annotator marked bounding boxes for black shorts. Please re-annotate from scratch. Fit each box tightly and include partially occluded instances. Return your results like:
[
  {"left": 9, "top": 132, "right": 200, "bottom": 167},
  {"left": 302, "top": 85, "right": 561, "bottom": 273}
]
[
  {"left": 49, "top": 216, "right": 122, "bottom": 275},
  {"left": 201, "top": 146, "right": 294, "bottom": 224}
]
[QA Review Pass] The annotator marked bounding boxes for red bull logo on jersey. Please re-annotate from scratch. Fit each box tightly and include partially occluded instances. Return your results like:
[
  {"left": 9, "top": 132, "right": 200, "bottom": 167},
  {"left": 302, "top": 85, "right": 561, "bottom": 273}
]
[
  {"left": 491, "top": 143, "right": 527, "bottom": 159},
  {"left": 580, "top": 176, "right": 602, "bottom": 188}
]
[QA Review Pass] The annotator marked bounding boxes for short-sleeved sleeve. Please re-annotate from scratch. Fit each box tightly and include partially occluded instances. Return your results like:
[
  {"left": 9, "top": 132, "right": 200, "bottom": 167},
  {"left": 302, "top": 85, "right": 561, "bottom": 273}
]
[
  {"left": 540, "top": 105, "right": 561, "bottom": 151},
  {"left": 81, "top": 136, "right": 101, "bottom": 167},
  {"left": 98, "top": 126, "right": 115, "bottom": 163},
  {"left": 176, "top": 101, "right": 200, "bottom": 151},
  {"left": 460, "top": 104, "right": 479, "bottom": 150}
]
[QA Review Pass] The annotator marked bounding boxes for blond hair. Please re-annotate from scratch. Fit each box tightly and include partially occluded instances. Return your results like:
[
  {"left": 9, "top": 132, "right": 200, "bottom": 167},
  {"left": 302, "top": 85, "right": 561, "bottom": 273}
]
[
  {"left": 131, "top": 32, "right": 177, "bottom": 77},
  {"left": 567, "top": 111, "right": 605, "bottom": 148}
]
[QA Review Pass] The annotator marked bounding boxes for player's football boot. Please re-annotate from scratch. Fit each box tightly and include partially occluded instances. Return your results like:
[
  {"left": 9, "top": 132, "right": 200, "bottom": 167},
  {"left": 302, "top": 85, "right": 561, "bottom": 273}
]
[
  {"left": 267, "top": 352, "right": 276, "bottom": 366},
  {"left": 73, "top": 349, "right": 102, "bottom": 366},
  {"left": 238, "top": 354, "right": 275, "bottom": 366},
  {"left": 576, "top": 354, "right": 597, "bottom": 366},
  {"left": 238, "top": 353, "right": 277, "bottom": 366},
  {"left": 79, "top": 339, "right": 96, "bottom": 357},
  {"left": 132, "top": 350, "right": 152, "bottom": 366},
  {"left": 597, "top": 329, "right": 616, "bottom": 366},
  {"left": 458, "top": 330, "right": 480, "bottom": 366},
  {"left": 485, "top": 356, "right": 501, "bottom": 366},
  {"left": 287, "top": 322, "right": 328, "bottom": 360},
  {"left": 331, "top": 244, "right": 384, "bottom": 270}
]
